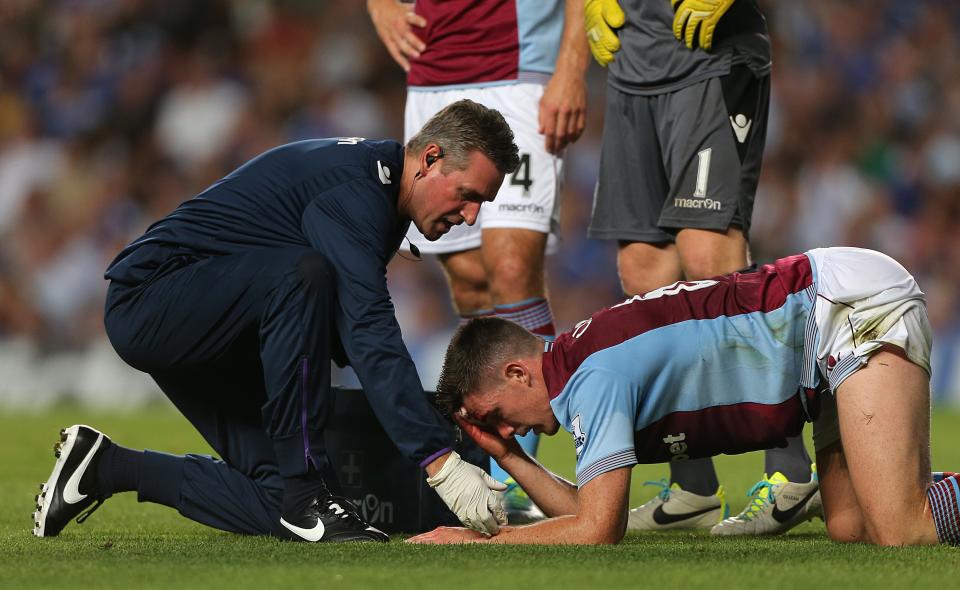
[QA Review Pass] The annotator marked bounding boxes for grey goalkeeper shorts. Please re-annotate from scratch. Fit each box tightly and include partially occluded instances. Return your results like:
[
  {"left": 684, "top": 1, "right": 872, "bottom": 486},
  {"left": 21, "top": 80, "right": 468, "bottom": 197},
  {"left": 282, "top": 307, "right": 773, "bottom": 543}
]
[{"left": 589, "top": 65, "right": 770, "bottom": 243}]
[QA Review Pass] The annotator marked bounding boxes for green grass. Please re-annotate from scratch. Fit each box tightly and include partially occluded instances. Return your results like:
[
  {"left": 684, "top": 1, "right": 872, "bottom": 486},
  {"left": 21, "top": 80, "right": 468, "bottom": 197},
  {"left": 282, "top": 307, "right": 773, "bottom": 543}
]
[{"left": 2, "top": 404, "right": 960, "bottom": 589}]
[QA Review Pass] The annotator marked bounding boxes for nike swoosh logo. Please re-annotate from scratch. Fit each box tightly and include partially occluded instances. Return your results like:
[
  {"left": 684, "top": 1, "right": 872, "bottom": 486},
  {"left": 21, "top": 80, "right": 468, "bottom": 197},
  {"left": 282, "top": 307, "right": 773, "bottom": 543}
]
[
  {"left": 771, "top": 488, "right": 819, "bottom": 524},
  {"left": 280, "top": 516, "right": 325, "bottom": 542},
  {"left": 652, "top": 503, "right": 717, "bottom": 526},
  {"left": 62, "top": 432, "right": 103, "bottom": 504}
]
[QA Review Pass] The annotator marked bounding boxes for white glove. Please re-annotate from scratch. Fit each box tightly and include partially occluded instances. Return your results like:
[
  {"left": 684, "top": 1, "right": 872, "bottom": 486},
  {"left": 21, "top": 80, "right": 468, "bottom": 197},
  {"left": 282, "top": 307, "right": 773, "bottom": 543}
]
[{"left": 426, "top": 451, "right": 508, "bottom": 535}]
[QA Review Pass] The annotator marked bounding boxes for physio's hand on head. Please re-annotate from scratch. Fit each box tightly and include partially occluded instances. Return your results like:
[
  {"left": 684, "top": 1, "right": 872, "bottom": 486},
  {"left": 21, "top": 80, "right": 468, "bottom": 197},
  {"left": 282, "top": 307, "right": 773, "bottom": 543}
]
[
  {"left": 367, "top": 0, "right": 427, "bottom": 72},
  {"left": 671, "top": 0, "right": 735, "bottom": 51},
  {"left": 406, "top": 526, "right": 488, "bottom": 544},
  {"left": 584, "top": 0, "right": 625, "bottom": 67},
  {"left": 425, "top": 451, "right": 508, "bottom": 535}
]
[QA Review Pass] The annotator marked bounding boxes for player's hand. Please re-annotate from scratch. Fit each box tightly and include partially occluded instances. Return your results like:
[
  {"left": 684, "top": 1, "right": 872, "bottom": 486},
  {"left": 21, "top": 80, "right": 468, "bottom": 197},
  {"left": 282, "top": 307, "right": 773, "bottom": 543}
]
[
  {"left": 454, "top": 412, "right": 524, "bottom": 463},
  {"left": 584, "top": 0, "right": 625, "bottom": 67},
  {"left": 367, "top": 0, "right": 427, "bottom": 72},
  {"left": 671, "top": 0, "right": 735, "bottom": 51},
  {"left": 426, "top": 451, "right": 508, "bottom": 535},
  {"left": 540, "top": 68, "right": 586, "bottom": 154},
  {"left": 405, "top": 526, "right": 489, "bottom": 544}
]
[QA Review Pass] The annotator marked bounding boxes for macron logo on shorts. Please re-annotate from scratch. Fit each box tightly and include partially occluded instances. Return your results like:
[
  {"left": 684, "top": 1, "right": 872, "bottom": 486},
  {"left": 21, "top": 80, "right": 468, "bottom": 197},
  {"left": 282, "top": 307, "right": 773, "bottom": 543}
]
[{"left": 730, "top": 114, "right": 752, "bottom": 144}]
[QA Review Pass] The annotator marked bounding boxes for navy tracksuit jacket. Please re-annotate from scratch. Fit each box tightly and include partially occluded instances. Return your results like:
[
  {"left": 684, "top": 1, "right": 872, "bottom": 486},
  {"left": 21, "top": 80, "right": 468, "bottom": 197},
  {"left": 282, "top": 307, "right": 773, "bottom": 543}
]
[{"left": 103, "top": 139, "right": 453, "bottom": 535}]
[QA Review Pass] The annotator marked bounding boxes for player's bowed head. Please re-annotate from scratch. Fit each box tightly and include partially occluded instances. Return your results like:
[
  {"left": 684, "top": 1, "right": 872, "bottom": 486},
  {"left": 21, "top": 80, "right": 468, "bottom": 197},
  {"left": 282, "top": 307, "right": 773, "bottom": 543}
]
[{"left": 435, "top": 318, "right": 561, "bottom": 448}]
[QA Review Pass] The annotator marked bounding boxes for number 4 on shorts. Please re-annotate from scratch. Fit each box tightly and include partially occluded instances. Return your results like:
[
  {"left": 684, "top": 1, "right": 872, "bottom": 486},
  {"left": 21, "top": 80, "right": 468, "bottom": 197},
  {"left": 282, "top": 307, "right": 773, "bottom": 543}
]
[{"left": 510, "top": 153, "right": 533, "bottom": 194}]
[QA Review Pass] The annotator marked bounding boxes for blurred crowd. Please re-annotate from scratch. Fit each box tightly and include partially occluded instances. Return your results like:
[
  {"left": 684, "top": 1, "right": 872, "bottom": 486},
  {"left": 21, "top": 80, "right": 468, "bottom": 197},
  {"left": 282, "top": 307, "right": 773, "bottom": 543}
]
[{"left": 0, "top": 0, "right": 958, "bottom": 408}]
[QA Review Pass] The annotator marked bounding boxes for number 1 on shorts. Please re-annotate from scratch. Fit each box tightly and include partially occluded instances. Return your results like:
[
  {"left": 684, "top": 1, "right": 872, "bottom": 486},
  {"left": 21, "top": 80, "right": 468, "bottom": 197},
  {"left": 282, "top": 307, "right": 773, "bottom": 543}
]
[{"left": 694, "top": 148, "right": 712, "bottom": 198}]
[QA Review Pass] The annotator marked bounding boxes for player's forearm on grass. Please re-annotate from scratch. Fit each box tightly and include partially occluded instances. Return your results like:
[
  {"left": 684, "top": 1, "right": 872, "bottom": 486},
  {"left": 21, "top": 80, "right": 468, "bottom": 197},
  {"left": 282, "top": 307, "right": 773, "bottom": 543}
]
[
  {"left": 483, "top": 468, "right": 631, "bottom": 545},
  {"left": 484, "top": 515, "right": 604, "bottom": 544},
  {"left": 498, "top": 451, "right": 578, "bottom": 517}
]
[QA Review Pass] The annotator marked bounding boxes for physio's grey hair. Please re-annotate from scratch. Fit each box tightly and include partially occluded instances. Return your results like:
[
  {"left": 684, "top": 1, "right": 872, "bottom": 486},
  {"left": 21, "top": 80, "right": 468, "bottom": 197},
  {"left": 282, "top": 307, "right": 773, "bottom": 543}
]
[{"left": 406, "top": 99, "right": 520, "bottom": 176}]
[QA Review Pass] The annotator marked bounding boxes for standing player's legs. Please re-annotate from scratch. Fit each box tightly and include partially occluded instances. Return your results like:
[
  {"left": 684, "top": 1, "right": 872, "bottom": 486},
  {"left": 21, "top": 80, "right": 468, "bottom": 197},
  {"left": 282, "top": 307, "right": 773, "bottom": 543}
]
[
  {"left": 595, "top": 75, "right": 817, "bottom": 532},
  {"left": 406, "top": 84, "right": 561, "bottom": 520},
  {"left": 483, "top": 228, "right": 553, "bottom": 338},
  {"left": 592, "top": 85, "right": 724, "bottom": 528},
  {"left": 660, "top": 69, "right": 818, "bottom": 535}
]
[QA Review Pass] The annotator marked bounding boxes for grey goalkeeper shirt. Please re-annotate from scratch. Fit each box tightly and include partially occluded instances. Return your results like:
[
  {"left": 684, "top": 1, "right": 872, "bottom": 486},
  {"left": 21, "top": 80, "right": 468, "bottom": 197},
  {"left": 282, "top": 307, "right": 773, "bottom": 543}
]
[{"left": 608, "top": 0, "right": 771, "bottom": 95}]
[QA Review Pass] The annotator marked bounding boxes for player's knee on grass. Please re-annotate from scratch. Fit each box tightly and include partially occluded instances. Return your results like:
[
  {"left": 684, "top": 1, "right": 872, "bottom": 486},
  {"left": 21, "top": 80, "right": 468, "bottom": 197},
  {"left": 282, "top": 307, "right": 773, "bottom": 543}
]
[
  {"left": 858, "top": 496, "right": 936, "bottom": 547},
  {"left": 862, "top": 520, "right": 927, "bottom": 547},
  {"left": 824, "top": 509, "right": 869, "bottom": 544},
  {"left": 816, "top": 442, "right": 869, "bottom": 543}
]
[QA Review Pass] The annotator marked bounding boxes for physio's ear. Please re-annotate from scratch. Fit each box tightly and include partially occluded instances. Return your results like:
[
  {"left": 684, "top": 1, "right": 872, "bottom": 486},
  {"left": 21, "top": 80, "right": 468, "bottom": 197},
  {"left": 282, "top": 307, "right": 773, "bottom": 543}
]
[{"left": 421, "top": 144, "right": 444, "bottom": 172}]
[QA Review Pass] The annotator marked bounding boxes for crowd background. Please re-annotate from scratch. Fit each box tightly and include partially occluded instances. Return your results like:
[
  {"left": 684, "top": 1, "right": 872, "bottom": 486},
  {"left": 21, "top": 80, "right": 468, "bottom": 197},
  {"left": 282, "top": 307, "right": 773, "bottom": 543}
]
[{"left": 0, "top": 0, "right": 958, "bottom": 409}]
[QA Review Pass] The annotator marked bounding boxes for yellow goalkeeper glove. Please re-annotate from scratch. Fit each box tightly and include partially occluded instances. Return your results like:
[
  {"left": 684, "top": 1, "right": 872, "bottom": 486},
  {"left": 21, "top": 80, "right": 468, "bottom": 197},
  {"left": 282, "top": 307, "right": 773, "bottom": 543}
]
[
  {"left": 585, "top": 0, "right": 626, "bottom": 67},
  {"left": 671, "top": 0, "right": 735, "bottom": 51}
]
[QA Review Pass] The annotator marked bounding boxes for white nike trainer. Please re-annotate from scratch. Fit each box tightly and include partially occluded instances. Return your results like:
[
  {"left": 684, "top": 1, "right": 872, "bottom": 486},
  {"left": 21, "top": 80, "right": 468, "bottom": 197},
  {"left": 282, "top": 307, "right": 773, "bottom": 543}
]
[
  {"left": 34, "top": 425, "right": 111, "bottom": 537},
  {"left": 710, "top": 469, "right": 823, "bottom": 536},
  {"left": 627, "top": 480, "right": 727, "bottom": 531}
]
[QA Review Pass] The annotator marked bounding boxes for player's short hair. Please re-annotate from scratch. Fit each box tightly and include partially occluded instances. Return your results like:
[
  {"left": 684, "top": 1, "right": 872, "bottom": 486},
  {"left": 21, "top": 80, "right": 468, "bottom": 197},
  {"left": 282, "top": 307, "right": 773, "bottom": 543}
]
[
  {"left": 435, "top": 317, "right": 542, "bottom": 417},
  {"left": 406, "top": 99, "right": 520, "bottom": 176}
]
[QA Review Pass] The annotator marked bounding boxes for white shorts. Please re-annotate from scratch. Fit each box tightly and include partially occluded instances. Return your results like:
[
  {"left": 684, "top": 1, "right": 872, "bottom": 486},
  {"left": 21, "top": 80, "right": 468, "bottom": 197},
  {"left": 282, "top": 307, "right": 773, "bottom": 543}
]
[
  {"left": 404, "top": 83, "right": 563, "bottom": 255},
  {"left": 805, "top": 247, "right": 933, "bottom": 451}
]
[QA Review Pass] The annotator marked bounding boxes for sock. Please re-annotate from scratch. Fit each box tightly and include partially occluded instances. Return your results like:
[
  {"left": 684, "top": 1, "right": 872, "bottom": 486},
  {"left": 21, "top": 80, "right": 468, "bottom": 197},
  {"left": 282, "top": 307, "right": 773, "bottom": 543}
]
[
  {"left": 281, "top": 471, "right": 329, "bottom": 517},
  {"left": 490, "top": 297, "right": 554, "bottom": 483},
  {"left": 763, "top": 435, "right": 813, "bottom": 482},
  {"left": 669, "top": 458, "right": 720, "bottom": 497},
  {"left": 927, "top": 474, "right": 960, "bottom": 545},
  {"left": 96, "top": 442, "right": 144, "bottom": 496},
  {"left": 494, "top": 297, "right": 556, "bottom": 339}
]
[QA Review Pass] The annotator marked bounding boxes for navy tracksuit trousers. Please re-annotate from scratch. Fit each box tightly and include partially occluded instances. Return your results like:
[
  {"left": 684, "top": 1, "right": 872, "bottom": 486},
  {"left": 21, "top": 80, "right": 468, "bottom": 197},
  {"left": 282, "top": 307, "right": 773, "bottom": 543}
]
[{"left": 104, "top": 246, "right": 341, "bottom": 536}]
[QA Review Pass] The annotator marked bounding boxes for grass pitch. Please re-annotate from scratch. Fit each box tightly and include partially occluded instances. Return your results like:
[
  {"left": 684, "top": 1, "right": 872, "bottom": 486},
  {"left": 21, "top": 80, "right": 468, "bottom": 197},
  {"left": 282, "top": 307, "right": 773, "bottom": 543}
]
[{"left": 2, "top": 404, "right": 959, "bottom": 589}]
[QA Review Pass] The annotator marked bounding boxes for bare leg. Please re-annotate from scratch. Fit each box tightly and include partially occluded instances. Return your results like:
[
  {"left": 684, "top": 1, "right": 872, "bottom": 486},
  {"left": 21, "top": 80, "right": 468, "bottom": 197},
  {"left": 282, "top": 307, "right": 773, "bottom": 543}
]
[
  {"left": 616, "top": 240, "right": 681, "bottom": 296},
  {"left": 674, "top": 226, "right": 750, "bottom": 280},
  {"left": 834, "top": 347, "right": 937, "bottom": 545},
  {"left": 438, "top": 248, "right": 490, "bottom": 315},
  {"left": 816, "top": 441, "right": 868, "bottom": 542},
  {"left": 481, "top": 228, "right": 548, "bottom": 306}
]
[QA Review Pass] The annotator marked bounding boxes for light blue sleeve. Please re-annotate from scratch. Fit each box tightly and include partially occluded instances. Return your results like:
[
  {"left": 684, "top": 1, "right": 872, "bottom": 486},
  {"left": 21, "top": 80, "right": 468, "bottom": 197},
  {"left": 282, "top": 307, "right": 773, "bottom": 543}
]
[{"left": 563, "top": 367, "right": 639, "bottom": 487}]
